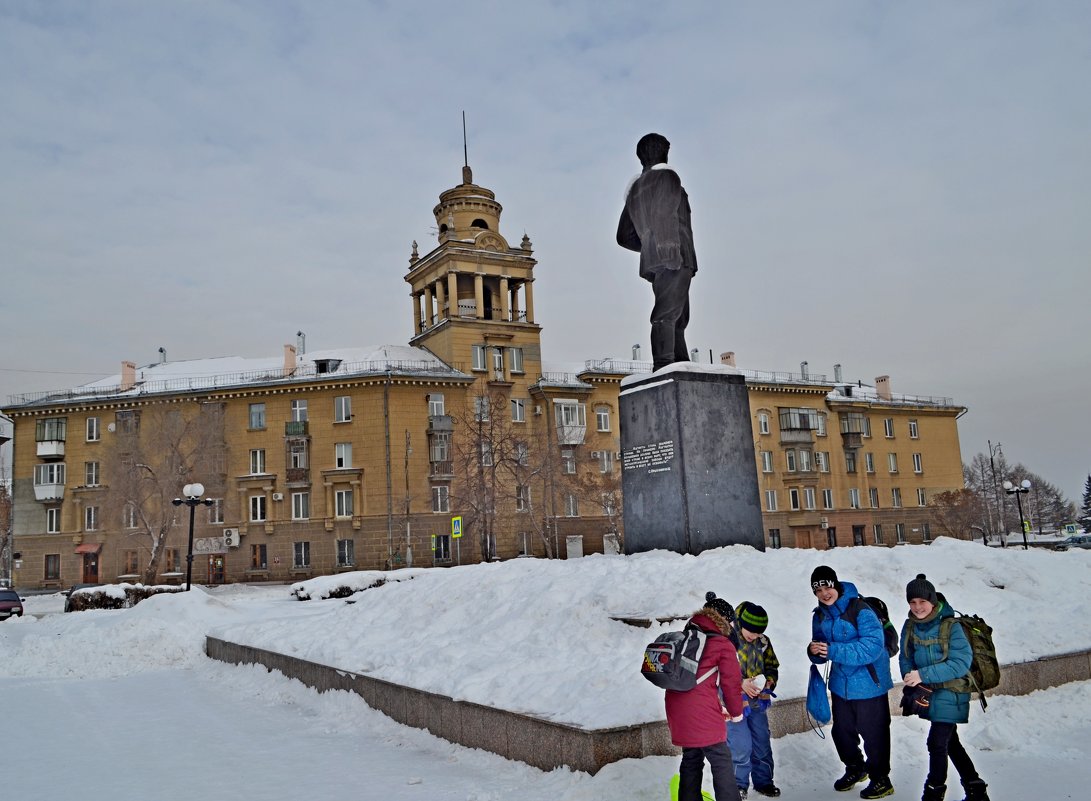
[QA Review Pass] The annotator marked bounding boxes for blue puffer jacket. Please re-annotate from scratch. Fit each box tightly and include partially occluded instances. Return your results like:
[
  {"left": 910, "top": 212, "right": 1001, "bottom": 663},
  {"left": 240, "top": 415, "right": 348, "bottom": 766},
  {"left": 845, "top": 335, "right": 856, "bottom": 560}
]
[
  {"left": 809, "top": 581, "right": 894, "bottom": 700},
  {"left": 898, "top": 601, "right": 973, "bottom": 724}
]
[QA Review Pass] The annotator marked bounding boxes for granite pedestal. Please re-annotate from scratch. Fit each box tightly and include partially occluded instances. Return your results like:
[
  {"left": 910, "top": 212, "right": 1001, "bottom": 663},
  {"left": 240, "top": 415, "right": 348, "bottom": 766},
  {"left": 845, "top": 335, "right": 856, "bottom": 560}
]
[{"left": 620, "top": 365, "right": 764, "bottom": 554}]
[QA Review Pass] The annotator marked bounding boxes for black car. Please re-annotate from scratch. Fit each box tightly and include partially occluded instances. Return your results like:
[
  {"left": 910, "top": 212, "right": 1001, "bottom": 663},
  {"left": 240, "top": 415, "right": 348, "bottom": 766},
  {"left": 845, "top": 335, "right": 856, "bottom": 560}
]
[{"left": 0, "top": 588, "right": 24, "bottom": 620}]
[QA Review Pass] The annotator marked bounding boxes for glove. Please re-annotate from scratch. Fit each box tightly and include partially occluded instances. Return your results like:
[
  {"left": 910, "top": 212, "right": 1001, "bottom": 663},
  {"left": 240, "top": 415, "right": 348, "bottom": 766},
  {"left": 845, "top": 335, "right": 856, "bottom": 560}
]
[{"left": 729, "top": 714, "right": 745, "bottom": 724}]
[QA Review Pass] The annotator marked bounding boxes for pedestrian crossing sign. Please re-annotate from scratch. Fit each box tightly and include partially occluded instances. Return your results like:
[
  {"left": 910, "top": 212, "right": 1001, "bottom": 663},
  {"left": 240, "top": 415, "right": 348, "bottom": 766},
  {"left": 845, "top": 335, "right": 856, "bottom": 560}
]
[{"left": 451, "top": 515, "right": 462, "bottom": 538}]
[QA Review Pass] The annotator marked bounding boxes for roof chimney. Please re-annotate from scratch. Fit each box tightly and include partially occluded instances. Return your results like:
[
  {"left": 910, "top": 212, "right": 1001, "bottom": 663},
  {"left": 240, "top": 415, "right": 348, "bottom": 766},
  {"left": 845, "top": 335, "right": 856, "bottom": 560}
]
[
  {"left": 632, "top": 343, "right": 641, "bottom": 360},
  {"left": 720, "top": 351, "right": 736, "bottom": 367},
  {"left": 120, "top": 361, "right": 136, "bottom": 392},
  {"left": 834, "top": 363, "right": 843, "bottom": 383},
  {"left": 800, "top": 361, "right": 809, "bottom": 379},
  {"left": 284, "top": 344, "right": 298, "bottom": 376},
  {"left": 876, "top": 375, "right": 892, "bottom": 401}
]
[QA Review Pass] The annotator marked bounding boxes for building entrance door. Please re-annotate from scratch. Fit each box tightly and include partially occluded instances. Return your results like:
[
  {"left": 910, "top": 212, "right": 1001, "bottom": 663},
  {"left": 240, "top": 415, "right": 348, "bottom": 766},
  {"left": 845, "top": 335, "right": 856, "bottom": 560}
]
[
  {"left": 852, "top": 525, "right": 865, "bottom": 546},
  {"left": 207, "top": 555, "right": 225, "bottom": 584},
  {"left": 796, "top": 530, "right": 812, "bottom": 548},
  {"left": 82, "top": 553, "right": 99, "bottom": 583},
  {"left": 826, "top": 527, "right": 837, "bottom": 548}
]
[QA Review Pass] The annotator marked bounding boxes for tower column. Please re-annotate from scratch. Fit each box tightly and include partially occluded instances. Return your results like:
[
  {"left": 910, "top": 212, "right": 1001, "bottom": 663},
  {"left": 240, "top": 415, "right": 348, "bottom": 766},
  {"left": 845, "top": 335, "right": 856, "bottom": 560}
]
[
  {"left": 423, "top": 285, "right": 435, "bottom": 328},
  {"left": 525, "top": 278, "right": 535, "bottom": 323},
  {"left": 435, "top": 279, "right": 446, "bottom": 321},
  {"left": 499, "top": 277, "right": 510, "bottom": 322},
  {"left": 511, "top": 282, "right": 521, "bottom": 321},
  {"left": 447, "top": 272, "right": 459, "bottom": 318},
  {"left": 474, "top": 273, "right": 485, "bottom": 319},
  {"left": 410, "top": 292, "right": 421, "bottom": 334}
]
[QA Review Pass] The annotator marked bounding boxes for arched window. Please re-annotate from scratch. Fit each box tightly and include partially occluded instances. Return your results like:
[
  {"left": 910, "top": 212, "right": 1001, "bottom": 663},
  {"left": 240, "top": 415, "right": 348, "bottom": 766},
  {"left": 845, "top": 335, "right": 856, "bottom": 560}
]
[{"left": 471, "top": 218, "right": 489, "bottom": 230}]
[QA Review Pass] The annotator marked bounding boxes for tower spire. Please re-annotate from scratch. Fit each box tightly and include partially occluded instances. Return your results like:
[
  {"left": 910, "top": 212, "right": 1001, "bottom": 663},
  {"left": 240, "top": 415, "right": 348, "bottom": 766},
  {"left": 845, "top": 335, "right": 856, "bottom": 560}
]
[{"left": 461, "top": 111, "right": 472, "bottom": 184}]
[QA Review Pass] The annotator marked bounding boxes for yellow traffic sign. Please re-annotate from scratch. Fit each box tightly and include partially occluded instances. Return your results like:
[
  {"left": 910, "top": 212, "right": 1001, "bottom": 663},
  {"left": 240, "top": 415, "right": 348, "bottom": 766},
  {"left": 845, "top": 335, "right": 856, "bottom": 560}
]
[{"left": 451, "top": 515, "right": 462, "bottom": 538}]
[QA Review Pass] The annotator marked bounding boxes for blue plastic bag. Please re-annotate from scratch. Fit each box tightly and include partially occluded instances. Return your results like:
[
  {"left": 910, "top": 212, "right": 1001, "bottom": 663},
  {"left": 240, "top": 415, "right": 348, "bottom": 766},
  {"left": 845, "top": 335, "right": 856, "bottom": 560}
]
[{"left": 806, "top": 664, "right": 831, "bottom": 727}]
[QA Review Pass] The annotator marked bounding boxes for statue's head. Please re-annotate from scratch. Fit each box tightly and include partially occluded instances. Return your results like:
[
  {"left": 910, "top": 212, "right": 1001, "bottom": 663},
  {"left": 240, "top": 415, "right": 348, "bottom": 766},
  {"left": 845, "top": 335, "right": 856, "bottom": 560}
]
[{"left": 636, "top": 133, "right": 670, "bottom": 169}]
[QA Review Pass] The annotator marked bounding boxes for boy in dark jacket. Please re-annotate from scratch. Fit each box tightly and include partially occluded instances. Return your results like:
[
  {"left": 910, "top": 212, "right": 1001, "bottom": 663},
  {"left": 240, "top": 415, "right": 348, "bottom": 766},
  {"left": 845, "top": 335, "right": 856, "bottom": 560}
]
[
  {"left": 900, "top": 574, "right": 991, "bottom": 801},
  {"left": 808, "top": 566, "right": 895, "bottom": 799},
  {"left": 666, "top": 593, "right": 746, "bottom": 801},
  {"left": 727, "top": 601, "right": 781, "bottom": 798}
]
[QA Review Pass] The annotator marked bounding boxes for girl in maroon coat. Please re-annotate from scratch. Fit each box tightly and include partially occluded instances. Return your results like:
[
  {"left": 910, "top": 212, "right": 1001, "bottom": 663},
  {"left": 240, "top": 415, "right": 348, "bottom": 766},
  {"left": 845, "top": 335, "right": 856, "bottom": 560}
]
[{"left": 666, "top": 593, "right": 746, "bottom": 801}]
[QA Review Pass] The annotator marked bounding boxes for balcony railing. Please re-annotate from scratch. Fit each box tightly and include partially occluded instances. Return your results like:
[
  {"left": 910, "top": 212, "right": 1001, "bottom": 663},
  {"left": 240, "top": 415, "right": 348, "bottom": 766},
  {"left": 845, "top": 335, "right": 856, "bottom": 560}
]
[
  {"left": 779, "top": 429, "right": 814, "bottom": 445},
  {"left": 37, "top": 440, "right": 65, "bottom": 458},
  {"left": 429, "top": 461, "right": 454, "bottom": 477},
  {"left": 285, "top": 467, "right": 309, "bottom": 483},
  {"left": 556, "top": 423, "right": 586, "bottom": 446},
  {"left": 285, "top": 421, "right": 309, "bottom": 436},
  {"left": 428, "top": 415, "right": 454, "bottom": 433},
  {"left": 34, "top": 483, "right": 65, "bottom": 502}
]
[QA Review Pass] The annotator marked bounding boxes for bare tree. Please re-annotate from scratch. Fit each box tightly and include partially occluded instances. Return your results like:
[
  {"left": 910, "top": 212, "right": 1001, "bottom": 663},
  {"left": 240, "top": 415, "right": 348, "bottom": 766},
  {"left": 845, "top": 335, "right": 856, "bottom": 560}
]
[
  {"left": 928, "top": 489, "right": 985, "bottom": 541},
  {"left": 100, "top": 402, "right": 226, "bottom": 583},
  {"left": 1, "top": 465, "right": 12, "bottom": 584}
]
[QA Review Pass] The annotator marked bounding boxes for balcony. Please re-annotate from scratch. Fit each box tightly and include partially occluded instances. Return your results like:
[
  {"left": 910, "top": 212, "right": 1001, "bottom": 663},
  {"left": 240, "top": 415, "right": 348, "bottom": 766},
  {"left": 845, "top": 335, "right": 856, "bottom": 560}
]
[
  {"left": 430, "top": 461, "right": 454, "bottom": 478},
  {"left": 779, "top": 429, "right": 813, "bottom": 445},
  {"left": 37, "top": 440, "right": 65, "bottom": 458},
  {"left": 841, "top": 431, "right": 863, "bottom": 450},
  {"left": 285, "top": 421, "right": 309, "bottom": 436},
  {"left": 285, "top": 467, "right": 310, "bottom": 484},
  {"left": 556, "top": 423, "right": 586, "bottom": 446},
  {"left": 34, "top": 483, "right": 65, "bottom": 502},
  {"left": 428, "top": 415, "right": 454, "bottom": 433}
]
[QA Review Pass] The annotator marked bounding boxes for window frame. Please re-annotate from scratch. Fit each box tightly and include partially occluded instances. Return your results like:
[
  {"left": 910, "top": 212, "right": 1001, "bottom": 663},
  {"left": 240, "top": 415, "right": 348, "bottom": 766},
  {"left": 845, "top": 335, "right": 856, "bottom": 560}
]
[
  {"left": 432, "top": 485, "right": 450, "bottom": 513},
  {"left": 292, "top": 491, "right": 310, "bottom": 520},
  {"left": 334, "top": 395, "right": 352, "bottom": 423},
  {"left": 46, "top": 506, "right": 61, "bottom": 534},
  {"left": 912, "top": 453, "right": 923, "bottom": 473},
  {"left": 428, "top": 393, "right": 446, "bottom": 417},
  {"left": 908, "top": 419, "right": 919, "bottom": 439},
  {"left": 249, "top": 448, "right": 266, "bottom": 475},
  {"left": 293, "top": 541, "right": 311, "bottom": 569},
  {"left": 335, "top": 489, "right": 354, "bottom": 518},
  {"left": 765, "top": 489, "right": 777, "bottom": 512},
  {"left": 86, "top": 416, "right": 100, "bottom": 442},
  {"left": 510, "top": 397, "right": 526, "bottom": 423},
  {"left": 290, "top": 399, "right": 308, "bottom": 423},
  {"left": 85, "top": 461, "right": 100, "bottom": 487},
  {"left": 760, "top": 451, "right": 773, "bottom": 473},
  {"left": 335, "top": 442, "right": 352, "bottom": 469},
  {"left": 248, "top": 403, "right": 266, "bottom": 430},
  {"left": 249, "top": 495, "right": 267, "bottom": 522},
  {"left": 336, "top": 538, "right": 355, "bottom": 567},
  {"left": 595, "top": 406, "right": 611, "bottom": 432}
]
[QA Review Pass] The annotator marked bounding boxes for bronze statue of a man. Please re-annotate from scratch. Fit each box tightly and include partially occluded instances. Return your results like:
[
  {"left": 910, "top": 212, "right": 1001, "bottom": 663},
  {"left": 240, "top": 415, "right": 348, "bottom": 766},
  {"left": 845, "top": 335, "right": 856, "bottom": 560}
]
[{"left": 616, "top": 133, "right": 698, "bottom": 371}]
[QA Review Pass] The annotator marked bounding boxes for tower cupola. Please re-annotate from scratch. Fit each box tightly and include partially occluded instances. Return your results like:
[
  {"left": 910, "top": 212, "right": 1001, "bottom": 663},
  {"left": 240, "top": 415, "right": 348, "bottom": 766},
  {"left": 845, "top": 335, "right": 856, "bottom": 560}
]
[{"left": 433, "top": 165, "right": 503, "bottom": 242}]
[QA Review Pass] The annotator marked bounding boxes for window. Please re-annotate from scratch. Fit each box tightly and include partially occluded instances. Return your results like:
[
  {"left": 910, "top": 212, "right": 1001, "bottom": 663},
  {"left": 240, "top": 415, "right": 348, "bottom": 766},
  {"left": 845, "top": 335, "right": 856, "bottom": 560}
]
[
  {"left": 511, "top": 398, "right": 525, "bottom": 423},
  {"left": 516, "top": 485, "right": 530, "bottom": 512},
  {"left": 597, "top": 450, "right": 615, "bottom": 473},
  {"left": 845, "top": 451, "right": 857, "bottom": 474},
  {"left": 335, "top": 442, "right": 352, "bottom": 469},
  {"left": 474, "top": 395, "right": 490, "bottom": 422},
  {"left": 165, "top": 549, "right": 181, "bottom": 573},
  {"left": 249, "top": 403, "right": 266, "bottom": 430},
  {"left": 785, "top": 450, "right": 797, "bottom": 472},
  {"left": 873, "top": 524, "right": 884, "bottom": 545},
  {"left": 909, "top": 419, "right": 919, "bottom": 439},
  {"left": 432, "top": 485, "right": 450, "bottom": 513},
  {"left": 922, "top": 523, "right": 932, "bottom": 542},
  {"left": 865, "top": 452, "right": 875, "bottom": 473},
  {"left": 508, "top": 347, "right": 524, "bottom": 374},
  {"left": 870, "top": 487, "right": 880, "bottom": 508},
  {"left": 912, "top": 453, "right": 923, "bottom": 473},
  {"left": 863, "top": 417, "right": 872, "bottom": 437},
  {"left": 115, "top": 410, "right": 140, "bottom": 434},
  {"left": 250, "top": 544, "right": 268, "bottom": 570},
  {"left": 564, "top": 492, "right": 579, "bottom": 517},
  {"left": 428, "top": 393, "right": 445, "bottom": 417},
  {"left": 804, "top": 487, "right": 816, "bottom": 510},
  {"left": 480, "top": 441, "right": 494, "bottom": 466},
  {"left": 816, "top": 451, "right": 830, "bottom": 472},
  {"left": 601, "top": 492, "right": 617, "bottom": 516},
  {"left": 491, "top": 348, "right": 504, "bottom": 378},
  {"left": 45, "top": 554, "right": 61, "bottom": 580},
  {"left": 46, "top": 507, "right": 61, "bottom": 533},
  {"left": 596, "top": 406, "right": 611, "bottom": 432},
  {"left": 472, "top": 344, "right": 487, "bottom": 371},
  {"left": 337, "top": 539, "right": 355, "bottom": 567},
  {"left": 34, "top": 463, "right": 66, "bottom": 485},
  {"left": 561, "top": 449, "right": 576, "bottom": 474},
  {"left": 891, "top": 487, "right": 903, "bottom": 508},
  {"left": 83, "top": 505, "right": 98, "bottom": 531},
  {"left": 292, "top": 492, "right": 310, "bottom": 520},
  {"left": 816, "top": 414, "right": 827, "bottom": 436},
  {"left": 789, "top": 488, "right": 801, "bottom": 510},
  {"left": 849, "top": 488, "right": 861, "bottom": 509},
  {"left": 760, "top": 451, "right": 773, "bottom": 473},
  {"left": 917, "top": 488, "right": 927, "bottom": 507},
  {"left": 557, "top": 401, "right": 586, "bottom": 427},
  {"left": 84, "top": 461, "right": 100, "bottom": 487},
  {"left": 293, "top": 541, "right": 311, "bottom": 569},
  {"left": 208, "top": 499, "right": 224, "bottom": 524},
  {"left": 290, "top": 399, "right": 308, "bottom": 422},
  {"left": 249, "top": 495, "right": 267, "bottom": 522},
  {"left": 36, "top": 417, "right": 67, "bottom": 442},
  {"left": 822, "top": 488, "right": 834, "bottom": 509},
  {"left": 884, "top": 418, "right": 895, "bottom": 438},
  {"left": 758, "top": 412, "right": 770, "bottom": 435},
  {"left": 122, "top": 503, "right": 138, "bottom": 529},
  {"left": 768, "top": 529, "right": 782, "bottom": 549},
  {"left": 888, "top": 453, "right": 899, "bottom": 473},
  {"left": 334, "top": 396, "right": 352, "bottom": 423},
  {"left": 335, "top": 489, "right": 354, "bottom": 518},
  {"left": 249, "top": 449, "right": 266, "bottom": 475},
  {"left": 433, "top": 533, "right": 451, "bottom": 561},
  {"left": 765, "top": 489, "right": 778, "bottom": 512},
  {"left": 86, "top": 416, "right": 100, "bottom": 442},
  {"left": 896, "top": 523, "right": 907, "bottom": 544},
  {"left": 778, "top": 407, "right": 820, "bottom": 431},
  {"left": 799, "top": 450, "right": 813, "bottom": 472},
  {"left": 429, "top": 432, "right": 450, "bottom": 463},
  {"left": 840, "top": 412, "right": 867, "bottom": 435},
  {"left": 123, "top": 551, "right": 139, "bottom": 575},
  {"left": 514, "top": 441, "right": 529, "bottom": 466},
  {"left": 289, "top": 440, "right": 307, "bottom": 468}
]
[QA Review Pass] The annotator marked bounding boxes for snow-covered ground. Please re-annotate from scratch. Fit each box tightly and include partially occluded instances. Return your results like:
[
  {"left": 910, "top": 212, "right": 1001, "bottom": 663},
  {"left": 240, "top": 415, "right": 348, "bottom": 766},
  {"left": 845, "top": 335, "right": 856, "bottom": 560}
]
[{"left": 4, "top": 540, "right": 1090, "bottom": 800}]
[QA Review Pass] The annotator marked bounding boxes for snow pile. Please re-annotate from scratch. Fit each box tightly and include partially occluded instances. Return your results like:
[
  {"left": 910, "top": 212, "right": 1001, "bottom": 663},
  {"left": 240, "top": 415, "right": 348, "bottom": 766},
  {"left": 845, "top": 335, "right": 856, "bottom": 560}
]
[
  {"left": 290, "top": 567, "right": 430, "bottom": 600},
  {"left": 213, "top": 538, "right": 1091, "bottom": 729}
]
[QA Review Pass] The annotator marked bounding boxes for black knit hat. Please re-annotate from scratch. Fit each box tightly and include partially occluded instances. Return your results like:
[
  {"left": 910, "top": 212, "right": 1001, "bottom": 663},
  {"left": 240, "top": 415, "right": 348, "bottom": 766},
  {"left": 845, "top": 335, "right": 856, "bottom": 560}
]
[
  {"left": 704, "top": 591, "right": 736, "bottom": 625},
  {"left": 810, "top": 565, "right": 842, "bottom": 595},
  {"left": 906, "top": 573, "right": 939, "bottom": 606},
  {"left": 737, "top": 601, "right": 769, "bottom": 634}
]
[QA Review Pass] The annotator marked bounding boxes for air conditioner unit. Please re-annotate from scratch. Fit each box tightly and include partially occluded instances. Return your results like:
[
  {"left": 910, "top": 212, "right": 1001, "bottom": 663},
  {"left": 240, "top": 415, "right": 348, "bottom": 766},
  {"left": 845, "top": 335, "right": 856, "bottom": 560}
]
[
  {"left": 534, "top": 405, "right": 543, "bottom": 416},
  {"left": 590, "top": 450, "right": 600, "bottom": 458},
  {"left": 223, "top": 528, "right": 240, "bottom": 547},
  {"left": 615, "top": 451, "right": 623, "bottom": 460},
  {"left": 272, "top": 492, "right": 284, "bottom": 501}
]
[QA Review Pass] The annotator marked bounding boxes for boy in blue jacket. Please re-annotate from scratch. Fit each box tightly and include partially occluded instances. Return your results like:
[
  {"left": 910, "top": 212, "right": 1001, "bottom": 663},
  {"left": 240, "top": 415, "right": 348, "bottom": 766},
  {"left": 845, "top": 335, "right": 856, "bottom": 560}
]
[
  {"left": 808, "top": 566, "right": 894, "bottom": 799},
  {"left": 900, "top": 574, "right": 991, "bottom": 801}
]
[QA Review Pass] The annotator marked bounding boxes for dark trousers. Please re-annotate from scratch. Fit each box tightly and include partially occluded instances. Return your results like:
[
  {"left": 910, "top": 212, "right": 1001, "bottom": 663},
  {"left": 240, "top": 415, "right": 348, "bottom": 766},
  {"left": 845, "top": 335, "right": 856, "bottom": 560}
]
[
  {"left": 679, "top": 742, "right": 741, "bottom": 801},
  {"left": 926, "top": 722, "right": 981, "bottom": 788},
  {"left": 650, "top": 268, "right": 692, "bottom": 370},
  {"left": 831, "top": 693, "right": 891, "bottom": 781}
]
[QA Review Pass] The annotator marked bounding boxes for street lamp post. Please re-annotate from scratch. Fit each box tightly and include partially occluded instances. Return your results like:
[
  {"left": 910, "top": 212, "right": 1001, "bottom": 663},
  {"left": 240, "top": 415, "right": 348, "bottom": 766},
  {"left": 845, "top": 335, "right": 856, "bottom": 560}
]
[
  {"left": 172, "top": 483, "right": 213, "bottom": 591},
  {"left": 1003, "top": 479, "right": 1032, "bottom": 551}
]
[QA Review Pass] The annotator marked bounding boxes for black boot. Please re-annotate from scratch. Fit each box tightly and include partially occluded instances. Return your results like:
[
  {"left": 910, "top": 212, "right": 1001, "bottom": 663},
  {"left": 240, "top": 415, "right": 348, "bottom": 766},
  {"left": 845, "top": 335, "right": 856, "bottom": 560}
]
[
  {"left": 859, "top": 776, "right": 895, "bottom": 799},
  {"left": 962, "top": 780, "right": 990, "bottom": 801},
  {"left": 922, "top": 783, "right": 946, "bottom": 801},
  {"left": 834, "top": 765, "right": 868, "bottom": 792}
]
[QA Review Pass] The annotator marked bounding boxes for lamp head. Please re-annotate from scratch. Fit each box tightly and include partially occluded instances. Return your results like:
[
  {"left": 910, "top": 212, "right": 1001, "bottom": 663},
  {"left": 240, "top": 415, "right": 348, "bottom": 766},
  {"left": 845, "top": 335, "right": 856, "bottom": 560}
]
[
  {"left": 1020, "top": 479, "right": 1032, "bottom": 489},
  {"left": 1002, "top": 480, "right": 1013, "bottom": 490},
  {"left": 182, "top": 482, "right": 205, "bottom": 499}
]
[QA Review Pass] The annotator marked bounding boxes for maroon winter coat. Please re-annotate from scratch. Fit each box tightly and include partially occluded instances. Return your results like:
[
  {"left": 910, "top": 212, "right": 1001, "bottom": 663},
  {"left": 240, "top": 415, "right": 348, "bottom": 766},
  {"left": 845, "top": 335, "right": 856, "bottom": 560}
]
[{"left": 664, "top": 613, "right": 745, "bottom": 748}]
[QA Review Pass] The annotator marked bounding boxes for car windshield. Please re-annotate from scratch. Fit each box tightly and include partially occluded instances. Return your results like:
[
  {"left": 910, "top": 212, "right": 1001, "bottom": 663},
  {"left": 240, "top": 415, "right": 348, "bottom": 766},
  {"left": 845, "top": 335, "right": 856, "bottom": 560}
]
[{"left": 0, "top": 590, "right": 20, "bottom": 601}]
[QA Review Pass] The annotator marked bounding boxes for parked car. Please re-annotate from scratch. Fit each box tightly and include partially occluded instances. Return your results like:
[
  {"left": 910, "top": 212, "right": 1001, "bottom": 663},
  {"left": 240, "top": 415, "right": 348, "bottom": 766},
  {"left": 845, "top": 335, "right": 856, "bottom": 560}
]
[
  {"left": 0, "top": 588, "right": 24, "bottom": 620},
  {"left": 1054, "top": 535, "right": 1091, "bottom": 551}
]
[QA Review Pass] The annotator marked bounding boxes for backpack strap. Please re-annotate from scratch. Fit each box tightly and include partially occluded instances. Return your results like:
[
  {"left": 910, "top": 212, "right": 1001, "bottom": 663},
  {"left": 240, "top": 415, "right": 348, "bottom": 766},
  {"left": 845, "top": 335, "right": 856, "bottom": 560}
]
[{"left": 842, "top": 598, "right": 882, "bottom": 686}]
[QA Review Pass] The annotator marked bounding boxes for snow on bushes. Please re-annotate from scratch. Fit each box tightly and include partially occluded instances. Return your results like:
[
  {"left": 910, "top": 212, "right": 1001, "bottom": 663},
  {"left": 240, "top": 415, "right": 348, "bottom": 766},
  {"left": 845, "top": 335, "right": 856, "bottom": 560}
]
[
  {"left": 290, "top": 568, "right": 430, "bottom": 600},
  {"left": 64, "top": 583, "right": 184, "bottom": 612}
]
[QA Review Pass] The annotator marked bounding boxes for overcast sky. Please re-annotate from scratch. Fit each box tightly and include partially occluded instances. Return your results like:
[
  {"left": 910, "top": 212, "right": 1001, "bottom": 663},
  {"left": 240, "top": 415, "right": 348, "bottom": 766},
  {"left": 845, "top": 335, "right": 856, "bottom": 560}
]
[{"left": 2, "top": 1, "right": 1088, "bottom": 502}]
